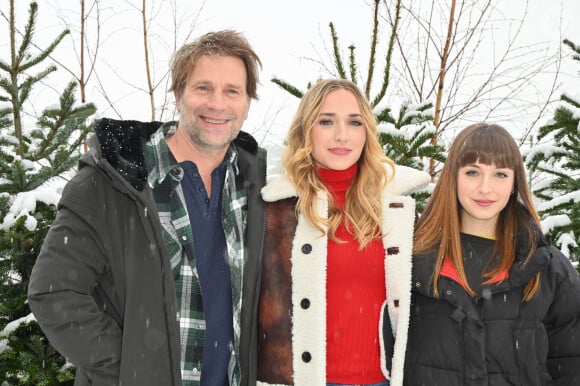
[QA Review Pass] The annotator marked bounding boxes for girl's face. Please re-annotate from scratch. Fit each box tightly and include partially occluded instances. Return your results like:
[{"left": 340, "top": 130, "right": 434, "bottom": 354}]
[
  {"left": 310, "top": 89, "right": 366, "bottom": 171},
  {"left": 457, "top": 161, "right": 514, "bottom": 236}
]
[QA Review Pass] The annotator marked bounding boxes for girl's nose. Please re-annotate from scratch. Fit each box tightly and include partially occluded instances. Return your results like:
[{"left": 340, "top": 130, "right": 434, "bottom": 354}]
[
  {"left": 478, "top": 176, "right": 492, "bottom": 194},
  {"left": 334, "top": 124, "right": 347, "bottom": 142}
]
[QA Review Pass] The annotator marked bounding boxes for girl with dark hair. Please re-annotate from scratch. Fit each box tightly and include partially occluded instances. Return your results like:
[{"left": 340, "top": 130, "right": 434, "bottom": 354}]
[{"left": 399, "top": 123, "right": 580, "bottom": 385}]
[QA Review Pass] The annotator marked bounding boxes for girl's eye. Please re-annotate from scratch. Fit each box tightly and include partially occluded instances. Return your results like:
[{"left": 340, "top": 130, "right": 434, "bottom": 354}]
[
  {"left": 319, "top": 119, "right": 333, "bottom": 126},
  {"left": 465, "top": 170, "right": 478, "bottom": 176},
  {"left": 496, "top": 172, "right": 508, "bottom": 178},
  {"left": 350, "top": 120, "right": 363, "bottom": 127}
]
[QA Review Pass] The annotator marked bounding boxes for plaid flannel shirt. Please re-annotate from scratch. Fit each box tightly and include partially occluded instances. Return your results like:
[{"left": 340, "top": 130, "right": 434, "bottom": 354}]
[{"left": 144, "top": 122, "right": 246, "bottom": 386}]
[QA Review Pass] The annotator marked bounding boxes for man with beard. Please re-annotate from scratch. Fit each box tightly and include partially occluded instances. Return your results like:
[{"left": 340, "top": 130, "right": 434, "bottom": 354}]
[{"left": 28, "top": 30, "right": 266, "bottom": 386}]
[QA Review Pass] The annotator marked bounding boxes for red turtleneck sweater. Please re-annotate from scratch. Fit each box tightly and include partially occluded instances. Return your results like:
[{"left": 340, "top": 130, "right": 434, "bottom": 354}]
[{"left": 318, "top": 164, "right": 387, "bottom": 384}]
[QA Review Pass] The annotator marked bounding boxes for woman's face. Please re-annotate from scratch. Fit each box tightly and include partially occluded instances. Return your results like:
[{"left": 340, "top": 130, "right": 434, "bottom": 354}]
[
  {"left": 457, "top": 161, "right": 514, "bottom": 236},
  {"left": 310, "top": 89, "right": 366, "bottom": 170}
]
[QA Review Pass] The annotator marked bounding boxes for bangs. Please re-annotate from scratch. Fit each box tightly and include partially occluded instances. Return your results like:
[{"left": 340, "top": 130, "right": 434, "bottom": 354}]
[{"left": 457, "top": 126, "right": 519, "bottom": 169}]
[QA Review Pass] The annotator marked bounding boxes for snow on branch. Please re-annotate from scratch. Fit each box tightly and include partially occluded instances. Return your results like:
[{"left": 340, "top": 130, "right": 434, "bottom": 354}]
[
  {"left": 536, "top": 190, "right": 580, "bottom": 212},
  {"left": 0, "top": 187, "right": 61, "bottom": 231}
]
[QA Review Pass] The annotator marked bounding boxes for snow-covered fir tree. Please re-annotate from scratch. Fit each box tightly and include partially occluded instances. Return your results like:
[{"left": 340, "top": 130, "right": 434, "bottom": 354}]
[
  {"left": 0, "top": 1, "right": 95, "bottom": 383},
  {"left": 526, "top": 39, "right": 580, "bottom": 268}
]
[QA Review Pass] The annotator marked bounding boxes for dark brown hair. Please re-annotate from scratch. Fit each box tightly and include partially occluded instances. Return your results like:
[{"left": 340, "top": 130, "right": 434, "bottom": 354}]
[{"left": 414, "top": 123, "right": 541, "bottom": 300}]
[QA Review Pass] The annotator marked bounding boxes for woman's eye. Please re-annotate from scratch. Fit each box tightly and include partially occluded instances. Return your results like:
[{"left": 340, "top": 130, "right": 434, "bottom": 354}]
[
  {"left": 350, "top": 120, "right": 363, "bottom": 126},
  {"left": 319, "top": 119, "right": 333, "bottom": 126},
  {"left": 465, "top": 170, "right": 478, "bottom": 176}
]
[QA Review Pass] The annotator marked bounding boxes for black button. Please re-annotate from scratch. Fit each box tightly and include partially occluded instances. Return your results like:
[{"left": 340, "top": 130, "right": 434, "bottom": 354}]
[
  {"left": 301, "top": 351, "right": 311, "bottom": 362},
  {"left": 301, "top": 244, "right": 312, "bottom": 254},
  {"left": 204, "top": 198, "right": 209, "bottom": 204},
  {"left": 170, "top": 167, "right": 183, "bottom": 179},
  {"left": 387, "top": 247, "right": 399, "bottom": 255},
  {"left": 300, "top": 298, "right": 310, "bottom": 309}
]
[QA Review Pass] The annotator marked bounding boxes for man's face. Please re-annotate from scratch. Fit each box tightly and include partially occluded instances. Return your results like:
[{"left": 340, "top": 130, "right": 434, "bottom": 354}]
[{"left": 175, "top": 55, "right": 250, "bottom": 153}]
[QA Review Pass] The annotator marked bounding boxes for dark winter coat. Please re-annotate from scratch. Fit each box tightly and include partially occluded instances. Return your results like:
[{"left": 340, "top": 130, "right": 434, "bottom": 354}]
[
  {"left": 402, "top": 221, "right": 580, "bottom": 386},
  {"left": 27, "top": 118, "right": 267, "bottom": 386}
]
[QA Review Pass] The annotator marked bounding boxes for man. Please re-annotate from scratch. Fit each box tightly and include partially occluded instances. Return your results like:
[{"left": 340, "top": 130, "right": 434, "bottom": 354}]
[{"left": 28, "top": 30, "right": 266, "bottom": 386}]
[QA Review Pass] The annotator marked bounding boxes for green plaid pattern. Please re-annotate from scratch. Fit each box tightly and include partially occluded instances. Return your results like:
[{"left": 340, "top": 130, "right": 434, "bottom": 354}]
[{"left": 144, "top": 122, "right": 245, "bottom": 386}]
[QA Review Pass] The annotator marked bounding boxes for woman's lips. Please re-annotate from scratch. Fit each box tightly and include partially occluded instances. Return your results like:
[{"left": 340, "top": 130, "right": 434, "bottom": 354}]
[{"left": 328, "top": 147, "right": 351, "bottom": 155}]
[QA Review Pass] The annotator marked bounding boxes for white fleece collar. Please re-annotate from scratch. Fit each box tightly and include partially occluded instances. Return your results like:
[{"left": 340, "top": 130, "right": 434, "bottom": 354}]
[{"left": 262, "top": 164, "right": 430, "bottom": 202}]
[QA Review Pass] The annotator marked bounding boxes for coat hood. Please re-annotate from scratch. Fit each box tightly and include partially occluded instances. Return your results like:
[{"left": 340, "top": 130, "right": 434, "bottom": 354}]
[{"left": 82, "top": 117, "right": 260, "bottom": 191}]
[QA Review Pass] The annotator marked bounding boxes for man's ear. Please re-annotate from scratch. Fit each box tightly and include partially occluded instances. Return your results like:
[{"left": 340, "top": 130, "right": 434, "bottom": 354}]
[
  {"left": 244, "top": 100, "right": 251, "bottom": 120},
  {"left": 174, "top": 90, "right": 181, "bottom": 112}
]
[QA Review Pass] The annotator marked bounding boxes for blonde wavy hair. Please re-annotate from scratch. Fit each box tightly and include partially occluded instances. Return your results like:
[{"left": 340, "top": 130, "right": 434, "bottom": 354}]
[{"left": 283, "top": 79, "right": 395, "bottom": 248}]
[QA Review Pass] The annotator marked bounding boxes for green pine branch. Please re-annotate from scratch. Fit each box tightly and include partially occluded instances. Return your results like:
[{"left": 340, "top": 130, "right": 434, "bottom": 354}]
[{"left": 526, "top": 38, "right": 580, "bottom": 261}]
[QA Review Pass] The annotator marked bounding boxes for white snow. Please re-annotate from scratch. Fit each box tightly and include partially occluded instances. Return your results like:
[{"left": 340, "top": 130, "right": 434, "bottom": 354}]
[
  {"left": 536, "top": 190, "right": 580, "bottom": 212},
  {"left": 1, "top": 186, "right": 62, "bottom": 231},
  {"left": 0, "top": 313, "right": 37, "bottom": 354}
]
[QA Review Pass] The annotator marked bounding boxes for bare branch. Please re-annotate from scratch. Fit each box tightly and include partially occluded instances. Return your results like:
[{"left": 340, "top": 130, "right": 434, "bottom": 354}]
[
  {"left": 386, "top": 0, "right": 564, "bottom": 150},
  {"left": 433, "top": 0, "right": 456, "bottom": 132},
  {"left": 365, "top": 0, "right": 380, "bottom": 97},
  {"left": 141, "top": 0, "right": 155, "bottom": 120},
  {"left": 370, "top": 0, "right": 401, "bottom": 108}
]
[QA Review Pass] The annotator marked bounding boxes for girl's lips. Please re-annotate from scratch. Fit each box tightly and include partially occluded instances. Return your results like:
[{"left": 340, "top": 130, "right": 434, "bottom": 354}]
[
  {"left": 329, "top": 148, "right": 351, "bottom": 155},
  {"left": 474, "top": 199, "right": 494, "bottom": 207}
]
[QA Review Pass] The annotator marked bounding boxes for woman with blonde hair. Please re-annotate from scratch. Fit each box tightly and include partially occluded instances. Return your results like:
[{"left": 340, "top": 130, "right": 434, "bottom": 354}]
[
  {"left": 257, "top": 78, "right": 430, "bottom": 386},
  {"left": 401, "top": 123, "right": 580, "bottom": 385}
]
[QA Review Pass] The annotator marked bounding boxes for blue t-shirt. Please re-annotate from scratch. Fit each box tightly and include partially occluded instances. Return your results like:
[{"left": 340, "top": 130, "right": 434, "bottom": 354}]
[{"left": 180, "top": 160, "right": 232, "bottom": 386}]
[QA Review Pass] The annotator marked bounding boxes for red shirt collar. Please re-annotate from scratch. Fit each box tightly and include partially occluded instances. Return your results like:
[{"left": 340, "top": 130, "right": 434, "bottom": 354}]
[{"left": 440, "top": 257, "right": 509, "bottom": 292}]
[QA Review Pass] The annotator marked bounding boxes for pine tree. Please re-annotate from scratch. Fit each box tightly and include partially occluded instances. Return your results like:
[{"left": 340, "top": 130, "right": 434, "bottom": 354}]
[
  {"left": 526, "top": 39, "right": 580, "bottom": 272},
  {"left": 375, "top": 101, "right": 445, "bottom": 212},
  {"left": 0, "top": 1, "right": 96, "bottom": 383}
]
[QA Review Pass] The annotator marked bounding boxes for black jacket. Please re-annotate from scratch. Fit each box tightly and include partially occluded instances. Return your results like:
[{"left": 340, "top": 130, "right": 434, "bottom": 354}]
[
  {"left": 28, "top": 118, "right": 267, "bottom": 385},
  {"left": 403, "top": 221, "right": 580, "bottom": 385}
]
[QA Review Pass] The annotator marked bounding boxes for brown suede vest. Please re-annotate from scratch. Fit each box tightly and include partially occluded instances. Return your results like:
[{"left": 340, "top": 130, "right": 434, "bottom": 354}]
[{"left": 257, "top": 198, "right": 298, "bottom": 384}]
